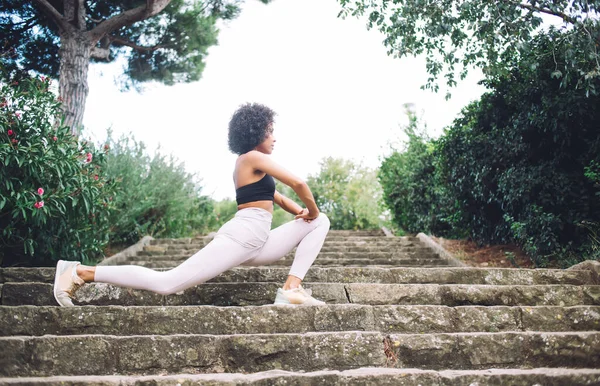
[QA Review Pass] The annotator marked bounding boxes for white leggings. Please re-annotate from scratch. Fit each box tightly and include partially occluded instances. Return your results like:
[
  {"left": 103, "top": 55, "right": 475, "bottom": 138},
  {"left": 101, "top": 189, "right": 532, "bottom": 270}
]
[{"left": 95, "top": 208, "right": 330, "bottom": 295}]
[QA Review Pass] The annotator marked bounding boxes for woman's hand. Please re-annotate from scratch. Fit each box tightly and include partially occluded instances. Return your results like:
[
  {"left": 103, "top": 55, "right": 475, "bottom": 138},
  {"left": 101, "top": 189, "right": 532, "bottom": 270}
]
[{"left": 295, "top": 208, "right": 319, "bottom": 223}]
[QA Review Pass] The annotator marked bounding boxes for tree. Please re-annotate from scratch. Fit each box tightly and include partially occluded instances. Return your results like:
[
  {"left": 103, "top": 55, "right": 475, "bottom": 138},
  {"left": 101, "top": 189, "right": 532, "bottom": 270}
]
[
  {"left": 103, "top": 131, "right": 217, "bottom": 244},
  {"left": 0, "top": 0, "right": 269, "bottom": 133},
  {"left": 378, "top": 106, "right": 463, "bottom": 237},
  {"left": 0, "top": 73, "right": 115, "bottom": 266},
  {"left": 435, "top": 30, "right": 600, "bottom": 266},
  {"left": 308, "top": 157, "right": 384, "bottom": 230},
  {"left": 337, "top": 0, "right": 600, "bottom": 96}
]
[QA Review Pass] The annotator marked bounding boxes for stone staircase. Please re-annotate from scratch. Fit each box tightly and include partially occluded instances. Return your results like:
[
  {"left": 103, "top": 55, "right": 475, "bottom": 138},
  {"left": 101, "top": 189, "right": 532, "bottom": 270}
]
[{"left": 1, "top": 229, "right": 599, "bottom": 385}]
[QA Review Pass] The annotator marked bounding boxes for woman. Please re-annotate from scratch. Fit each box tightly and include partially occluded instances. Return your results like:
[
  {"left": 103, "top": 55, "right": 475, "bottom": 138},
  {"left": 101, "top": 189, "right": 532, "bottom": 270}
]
[{"left": 53, "top": 103, "right": 330, "bottom": 307}]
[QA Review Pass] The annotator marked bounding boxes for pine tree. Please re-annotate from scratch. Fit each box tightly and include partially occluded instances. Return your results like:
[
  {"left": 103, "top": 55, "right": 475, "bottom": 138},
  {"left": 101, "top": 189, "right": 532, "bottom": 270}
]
[{"left": 1, "top": 0, "right": 269, "bottom": 134}]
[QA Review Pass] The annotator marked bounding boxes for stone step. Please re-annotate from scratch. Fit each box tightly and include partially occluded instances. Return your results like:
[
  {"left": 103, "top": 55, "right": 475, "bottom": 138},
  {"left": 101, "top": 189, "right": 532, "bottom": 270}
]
[
  {"left": 1, "top": 331, "right": 599, "bottom": 376},
  {"left": 141, "top": 244, "right": 430, "bottom": 254},
  {"left": 326, "top": 230, "right": 386, "bottom": 236},
  {"left": 3, "top": 282, "right": 599, "bottom": 307},
  {"left": 2, "top": 368, "right": 600, "bottom": 386},
  {"left": 150, "top": 238, "right": 417, "bottom": 246},
  {"left": 1, "top": 267, "right": 596, "bottom": 286},
  {"left": 123, "top": 258, "right": 447, "bottom": 268},
  {"left": 2, "top": 305, "right": 598, "bottom": 336},
  {"left": 137, "top": 250, "right": 437, "bottom": 260}
]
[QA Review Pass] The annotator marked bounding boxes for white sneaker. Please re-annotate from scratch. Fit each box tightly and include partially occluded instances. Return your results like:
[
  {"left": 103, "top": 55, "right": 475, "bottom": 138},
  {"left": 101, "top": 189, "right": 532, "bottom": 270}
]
[
  {"left": 273, "top": 285, "right": 326, "bottom": 306},
  {"left": 53, "top": 260, "right": 85, "bottom": 307}
]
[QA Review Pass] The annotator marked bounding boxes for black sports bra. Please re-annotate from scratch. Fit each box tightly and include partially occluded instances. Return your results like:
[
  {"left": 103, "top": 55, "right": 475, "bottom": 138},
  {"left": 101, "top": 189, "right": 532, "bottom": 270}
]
[{"left": 235, "top": 173, "right": 276, "bottom": 205}]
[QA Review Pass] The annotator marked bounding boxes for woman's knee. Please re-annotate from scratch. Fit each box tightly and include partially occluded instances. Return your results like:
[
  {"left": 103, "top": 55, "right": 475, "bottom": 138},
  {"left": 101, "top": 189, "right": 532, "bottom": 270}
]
[
  {"left": 152, "top": 271, "right": 198, "bottom": 295},
  {"left": 318, "top": 212, "right": 330, "bottom": 228}
]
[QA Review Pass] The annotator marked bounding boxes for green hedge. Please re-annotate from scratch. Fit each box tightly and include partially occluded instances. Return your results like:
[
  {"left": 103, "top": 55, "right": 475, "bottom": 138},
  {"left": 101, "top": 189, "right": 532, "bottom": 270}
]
[
  {"left": 379, "top": 30, "right": 600, "bottom": 267},
  {"left": 0, "top": 75, "right": 115, "bottom": 266}
]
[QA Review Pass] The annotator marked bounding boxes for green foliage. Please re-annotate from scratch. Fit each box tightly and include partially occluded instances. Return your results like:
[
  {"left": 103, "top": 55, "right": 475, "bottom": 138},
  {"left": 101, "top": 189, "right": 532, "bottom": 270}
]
[
  {"left": 436, "top": 30, "right": 600, "bottom": 266},
  {"left": 212, "top": 198, "right": 238, "bottom": 229},
  {"left": 0, "top": 0, "right": 270, "bottom": 89},
  {"left": 378, "top": 107, "right": 465, "bottom": 237},
  {"left": 307, "top": 157, "right": 384, "bottom": 230},
  {"left": 0, "top": 74, "right": 115, "bottom": 266},
  {"left": 103, "top": 132, "right": 216, "bottom": 244},
  {"left": 338, "top": 0, "right": 600, "bottom": 95}
]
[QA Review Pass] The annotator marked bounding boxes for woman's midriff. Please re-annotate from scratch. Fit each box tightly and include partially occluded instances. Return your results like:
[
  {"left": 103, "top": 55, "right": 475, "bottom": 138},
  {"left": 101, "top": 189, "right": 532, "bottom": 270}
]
[{"left": 237, "top": 200, "right": 274, "bottom": 214}]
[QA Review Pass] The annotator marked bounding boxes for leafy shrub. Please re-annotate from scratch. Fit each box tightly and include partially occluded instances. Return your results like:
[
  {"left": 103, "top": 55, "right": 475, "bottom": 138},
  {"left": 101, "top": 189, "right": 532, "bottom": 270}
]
[
  {"left": 378, "top": 108, "right": 465, "bottom": 237},
  {"left": 308, "top": 157, "right": 384, "bottom": 230},
  {"left": 436, "top": 30, "right": 600, "bottom": 266},
  {"left": 0, "top": 75, "right": 114, "bottom": 266},
  {"left": 103, "top": 132, "right": 217, "bottom": 244}
]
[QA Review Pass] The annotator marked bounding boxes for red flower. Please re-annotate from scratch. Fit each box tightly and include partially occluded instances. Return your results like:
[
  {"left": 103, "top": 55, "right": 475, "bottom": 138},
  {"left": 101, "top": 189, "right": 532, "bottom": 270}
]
[
  {"left": 7, "top": 130, "right": 13, "bottom": 136},
  {"left": 53, "top": 136, "right": 58, "bottom": 141},
  {"left": 34, "top": 201, "right": 44, "bottom": 209},
  {"left": 11, "top": 139, "right": 18, "bottom": 144},
  {"left": 37, "top": 188, "right": 44, "bottom": 196},
  {"left": 94, "top": 175, "right": 99, "bottom": 181}
]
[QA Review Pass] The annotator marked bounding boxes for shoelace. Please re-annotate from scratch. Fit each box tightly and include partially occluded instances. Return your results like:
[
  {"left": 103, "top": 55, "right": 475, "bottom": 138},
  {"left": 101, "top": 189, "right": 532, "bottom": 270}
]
[
  {"left": 66, "top": 269, "right": 85, "bottom": 298},
  {"left": 295, "top": 286, "right": 312, "bottom": 296}
]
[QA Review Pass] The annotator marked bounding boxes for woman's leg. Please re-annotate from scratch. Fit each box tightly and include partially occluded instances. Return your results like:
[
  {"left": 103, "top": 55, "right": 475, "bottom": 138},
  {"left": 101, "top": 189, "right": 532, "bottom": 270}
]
[
  {"left": 93, "top": 235, "right": 256, "bottom": 295},
  {"left": 54, "top": 234, "right": 259, "bottom": 307},
  {"left": 243, "top": 213, "right": 330, "bottom": 283}
]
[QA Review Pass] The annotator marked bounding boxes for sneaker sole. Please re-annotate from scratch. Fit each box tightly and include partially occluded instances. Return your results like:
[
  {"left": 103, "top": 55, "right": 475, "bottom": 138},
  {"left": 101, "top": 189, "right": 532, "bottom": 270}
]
[{"left": 53, "top": 260, "right": 70, "bottom": 307}]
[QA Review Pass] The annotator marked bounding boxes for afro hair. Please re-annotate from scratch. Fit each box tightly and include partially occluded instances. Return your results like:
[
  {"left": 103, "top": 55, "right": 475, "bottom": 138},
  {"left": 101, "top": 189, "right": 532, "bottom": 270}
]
[{"left": 228, "top": 103, "right": 276, "bottom": 155}]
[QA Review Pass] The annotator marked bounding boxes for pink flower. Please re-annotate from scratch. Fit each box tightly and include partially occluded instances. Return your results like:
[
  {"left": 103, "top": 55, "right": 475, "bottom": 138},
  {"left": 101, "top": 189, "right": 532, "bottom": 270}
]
[
  {"left": 53, "top": 136, "right": 58, "bottom": 141},
  {"left": 34, "top": 201, "right": 44, "bottom": 209},
  {"left": 37, "top": 188, "right": 44, "bottom": 196},
  {"left": 11, "top": 139, "right": 18, "bottom": 144},
  {"left": 86, "top": 152, "right": 93, "bottom": 163},
  {"left": 7, "top": 130, "right": 13, "bottom": 136},
  {"left": 15, "top": 112, "right": 21, "bottom": 119},
  {"left": 94, "top": 175, "right": 99, "bottom": 181},
  {"left": 40, "top": 76, "right": 46, "bottom": 82}
]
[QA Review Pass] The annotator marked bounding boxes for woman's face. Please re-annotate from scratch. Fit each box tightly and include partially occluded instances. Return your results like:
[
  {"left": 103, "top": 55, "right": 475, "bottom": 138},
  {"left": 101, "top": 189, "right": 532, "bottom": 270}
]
[{"left": 255, "top": 124, "right": 276, "bottom": 154}]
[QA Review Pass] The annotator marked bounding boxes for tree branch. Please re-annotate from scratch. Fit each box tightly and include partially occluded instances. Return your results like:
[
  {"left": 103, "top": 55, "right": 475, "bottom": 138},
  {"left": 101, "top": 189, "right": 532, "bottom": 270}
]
[
  {"left": 1, "top": 17, "right": 38, "bottom": 32},
  {"left": 90, "top": 46, "right": 110, "bottom": 60},
  {"left": 514, "top": 2, "right": 579, "bottom": 25},
  {"left": 76, "top": 0, "right": 86, "bottom": 30},
  {"left": 110, "top": 36, "right": 166, "bottom": 52},
  {"left": 87, "top": 0, "right": 172, "bottom": 44},
  {"left": 31, "top": 0, "right": 71, "bottom": 32}
]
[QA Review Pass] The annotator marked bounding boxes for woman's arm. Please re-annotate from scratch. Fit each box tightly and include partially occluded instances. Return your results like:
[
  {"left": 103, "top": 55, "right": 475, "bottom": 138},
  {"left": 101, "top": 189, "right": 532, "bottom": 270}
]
[
  {"left": 274, "top": 191, "right": 303, "bottom": 215},
  {"left": 245, "top": 150, "right": 319, "bottom": 217}
]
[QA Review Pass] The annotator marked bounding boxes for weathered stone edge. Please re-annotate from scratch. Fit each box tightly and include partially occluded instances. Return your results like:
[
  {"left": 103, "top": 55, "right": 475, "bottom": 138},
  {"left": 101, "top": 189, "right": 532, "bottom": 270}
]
[
  {"left": 1, "top": 367, "right": 599, "bottom": 385},
  {"left": 381, "top": 226, "right": 394, "bottom": 237},
  {"left": 417, "top": 233, "right": 467, "bottom": 267},
  {"left": 568, "top": 260, "right": 600, "bottom": 285},
  {"left": 97, "top": 236, "right": 154, "bottom": 266}
]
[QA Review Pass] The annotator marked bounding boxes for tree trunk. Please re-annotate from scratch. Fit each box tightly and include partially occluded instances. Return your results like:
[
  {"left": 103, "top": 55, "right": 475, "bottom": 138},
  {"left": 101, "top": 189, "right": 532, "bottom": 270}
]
[{"left": 58, "top": 32, "right": 92, "bottom": 136}]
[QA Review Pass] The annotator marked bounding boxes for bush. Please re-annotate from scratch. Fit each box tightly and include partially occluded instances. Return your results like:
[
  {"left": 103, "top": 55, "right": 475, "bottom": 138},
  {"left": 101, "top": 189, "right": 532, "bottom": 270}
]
[
  {"left": 104, "top": 132, "right": 217, "bottom": 244},
  {"left": 0, "top": 75, "right": 115, "bottom": 266},
  {"left": 436, "top": 30, "right": 600, "bottom": 266},
  {"left": 307, "top": 157, "right": 385, "bottom": 230},
  {"left": 378, "top": 108, "right": 465, "bottom": 237}
]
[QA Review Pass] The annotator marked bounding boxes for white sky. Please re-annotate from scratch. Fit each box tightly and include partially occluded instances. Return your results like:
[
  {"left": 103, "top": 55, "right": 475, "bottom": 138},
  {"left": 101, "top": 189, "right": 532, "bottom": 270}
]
[{"left": 83, "top": 0, "right": 487, "bottom": 200}]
